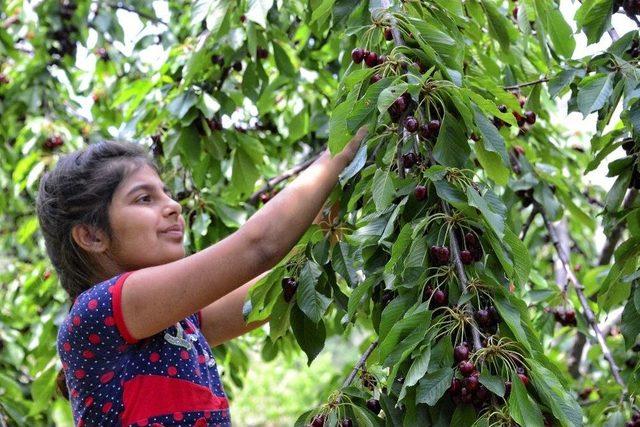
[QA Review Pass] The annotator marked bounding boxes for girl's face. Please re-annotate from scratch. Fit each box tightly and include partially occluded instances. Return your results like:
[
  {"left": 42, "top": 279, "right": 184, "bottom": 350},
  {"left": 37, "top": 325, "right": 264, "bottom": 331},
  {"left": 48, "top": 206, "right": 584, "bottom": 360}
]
[{"left": 106, "top": 164, "right": 186, "bottom": 271}]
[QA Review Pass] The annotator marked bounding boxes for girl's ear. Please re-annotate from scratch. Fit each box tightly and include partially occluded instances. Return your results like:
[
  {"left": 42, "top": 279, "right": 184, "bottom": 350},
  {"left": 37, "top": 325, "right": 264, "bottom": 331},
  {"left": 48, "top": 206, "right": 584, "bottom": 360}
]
[{"left": 71, "top": 224, "right": 109, "bottom": 254}]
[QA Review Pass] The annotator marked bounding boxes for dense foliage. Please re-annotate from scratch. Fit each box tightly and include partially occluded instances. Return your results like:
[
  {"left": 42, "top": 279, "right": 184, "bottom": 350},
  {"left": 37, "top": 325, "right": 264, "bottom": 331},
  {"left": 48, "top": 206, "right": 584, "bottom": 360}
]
[{"left": 1, "top": 0, "right": 639, "bottom": 426}]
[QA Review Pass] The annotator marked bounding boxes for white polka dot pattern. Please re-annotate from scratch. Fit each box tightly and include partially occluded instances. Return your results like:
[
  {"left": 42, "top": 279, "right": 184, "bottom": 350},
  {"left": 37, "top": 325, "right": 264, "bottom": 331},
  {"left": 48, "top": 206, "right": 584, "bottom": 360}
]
[{"left": 57, "top": 273, "right": 232, "bottom": 426}]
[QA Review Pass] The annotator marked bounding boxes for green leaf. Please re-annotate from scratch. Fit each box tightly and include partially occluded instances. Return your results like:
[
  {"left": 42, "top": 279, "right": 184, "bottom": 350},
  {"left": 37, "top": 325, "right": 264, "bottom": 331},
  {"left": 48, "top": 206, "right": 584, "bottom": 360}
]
[
  {"left": 291, "top": 305, "right": 326, "bottom": 366},
  {"left": 329, "top": 100, "right": 356, "bottom": 154},
  {"left": 231, "top": 146, "right": 259, "bottom": 197},
  {"left": 377, "top": 83, "right": 408, "bottom": 113},
  {"left": 432, "top": 113, "right": 470, "bottom": 168},
  {"left": 400, "top": 346, "right": 431, "bottom": 397},
  {"left": 466, "top": 187, "right": 505, "bottom": 239},
  {"left": 577, "top": 73, "right": 614, "bottom": 117},
  {"left": 575, "top": 0, "right": 613, "bottom": 44},
  {"left": 549, "top": 69, "right": 578, "bottom": 99},
  {"left": 347, "top": 278, "right": 375, "bottom": 320},
  {"left": 621, "top": 289, "right": 640, "bottom": 349},
  {"left": 545, "top": 7, "right": 575, "bottom": 58},
  {"left": 528, "top": 359, "right": 583, "bottom": 427},
  {"left": 474, "top": 139, "right": 509, "bottom": 185},
  {"left": 504, "top": 228, "right": 532, "bottom": 286},
  {"left": 508, "top": 377, "right": 544, "bottom": 427},
  {"left": 273, "top": 40, "right": 298, "bottom": 77},
  {"left": 473, "top": 110, "right": 508, "bottom": 164},
  {"left": 310, "top": 0, "right": 336, "bottom": 24},
  {"left": 494, "top": 296, "right": 532, "bottom": 352},
  {"left": 451, "top": 404, "right": 476, "bottom": 427},
  {"left": 297, "top": 261, "right": 329, "bottom": 323},
  {"left": 481, "top": 0, "right": 513, "bottom": 51},
  {"left": 167, "top": 91, "right": 197, "bottom": 119},
  {"left": 372, "top": 169, "right": 395, "bottom": 211},
  {"left": 246, "top": 0, "right": 274, "bottom": 28},
  {"left": 479, "top": 373, "right": 505, "bottom": 397},
  {"left": 415, "top": 367, "right": 454, "bottom": 405}
]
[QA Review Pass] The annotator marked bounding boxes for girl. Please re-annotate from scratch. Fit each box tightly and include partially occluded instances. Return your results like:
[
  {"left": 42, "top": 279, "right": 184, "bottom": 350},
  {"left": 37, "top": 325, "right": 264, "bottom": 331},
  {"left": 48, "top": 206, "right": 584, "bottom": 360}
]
[{"left": 35, "top": 128, "right": 367, "bottom": 427}]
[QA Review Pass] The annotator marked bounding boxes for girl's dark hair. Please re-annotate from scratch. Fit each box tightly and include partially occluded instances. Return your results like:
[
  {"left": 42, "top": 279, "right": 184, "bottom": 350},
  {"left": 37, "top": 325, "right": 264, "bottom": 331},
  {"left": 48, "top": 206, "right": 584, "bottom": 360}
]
[{"left": 35, "top": 140, "right": 159, "bottom": 400}]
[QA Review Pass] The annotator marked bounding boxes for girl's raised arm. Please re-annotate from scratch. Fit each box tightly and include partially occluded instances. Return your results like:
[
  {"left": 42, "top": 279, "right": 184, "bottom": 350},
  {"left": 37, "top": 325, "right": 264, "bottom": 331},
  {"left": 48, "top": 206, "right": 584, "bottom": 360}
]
[{"left": 120, "top": 127, "right": 368, "bottom": 341}]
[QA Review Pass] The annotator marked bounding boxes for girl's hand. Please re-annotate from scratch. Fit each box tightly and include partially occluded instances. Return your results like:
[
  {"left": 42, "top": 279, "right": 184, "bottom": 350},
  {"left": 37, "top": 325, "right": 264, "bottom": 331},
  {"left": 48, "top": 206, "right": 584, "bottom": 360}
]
[{"left": 334, "top": 126, "right": 368, "bottom": 167}]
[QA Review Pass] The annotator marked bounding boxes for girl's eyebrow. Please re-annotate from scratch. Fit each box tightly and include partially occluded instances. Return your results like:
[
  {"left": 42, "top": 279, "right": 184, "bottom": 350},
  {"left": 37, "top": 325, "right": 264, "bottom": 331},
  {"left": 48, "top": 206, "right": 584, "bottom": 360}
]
[{"left": 125, "top": 183, "right": 171, "bottom": 198}]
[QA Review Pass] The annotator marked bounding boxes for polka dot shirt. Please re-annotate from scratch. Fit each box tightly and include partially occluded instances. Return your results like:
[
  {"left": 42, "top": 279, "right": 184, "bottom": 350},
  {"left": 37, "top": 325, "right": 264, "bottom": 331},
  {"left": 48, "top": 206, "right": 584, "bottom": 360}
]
[{"left": 57, "top": 272, "right": 231, "bottom": 426}]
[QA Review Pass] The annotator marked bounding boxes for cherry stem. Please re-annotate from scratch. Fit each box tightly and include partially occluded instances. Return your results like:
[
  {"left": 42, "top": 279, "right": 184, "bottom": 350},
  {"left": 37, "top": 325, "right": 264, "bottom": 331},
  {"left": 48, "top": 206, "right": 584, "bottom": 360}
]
[
  {"left": 342, "top": 340, "right": 379, "bottom": 388},
  {"left": 536, "top": 201, "right": 626, "bottom": 390},
  {"left": 247, "top": 151, "right": 323, "bottom": 206}
]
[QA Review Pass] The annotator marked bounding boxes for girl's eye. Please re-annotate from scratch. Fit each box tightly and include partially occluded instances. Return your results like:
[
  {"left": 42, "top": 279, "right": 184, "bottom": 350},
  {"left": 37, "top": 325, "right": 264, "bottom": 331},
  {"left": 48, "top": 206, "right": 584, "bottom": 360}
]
[{"left": 137, "top": 195, "right": 151, "bottom": 203}]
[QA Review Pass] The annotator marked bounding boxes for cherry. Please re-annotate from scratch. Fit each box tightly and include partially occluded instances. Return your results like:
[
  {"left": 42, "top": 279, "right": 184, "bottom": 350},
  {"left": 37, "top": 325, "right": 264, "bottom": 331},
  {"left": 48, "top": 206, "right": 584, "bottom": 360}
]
[
  {"left": 622, "top": 138, "right": 635, "bottom": 154},
  {"left": 427, "top": 119, "right": 441, "bottom": 137},
  {"left": 370, "top": 74, "right": 382, "bottom": 84},
  {"left": 459, "top": 361, "right": 475, "bottom": 376},
  {"left": 364, "top": 52, "right": 379, "bottom": 67},
  {"left": 525, "top": 111, "right": 536, "bottom": 125},
  {"left": 351, "top": 48, "right": 365, "bottom": 64},
  {"left": 240, "top": 14, "right": 247, "bottom": 23},
  {"left": 381, "top": 289, "right": 395, "bottom": 307},
  {"left": 450, "top": 377, "right": 462, "bottom": 394},
  {"left": 475, "top": 309, "right": 491, "bottom": 327},
  {"left": 437, "top": 246, "right": 450, "bottom": 263},
  {"left": 339, "top": 418, "right": 353, "bottom": 427},
  {"left": 498, "top": 105, "right": 508, "bottom": 113},
  {"left": 464, "top": 374, "right": 479, "bottom": 391},
  {"left": 361, "top": 372, "right": 377, "bottom": 389},
  {"left": 403, "top": 152, "right": 417, "bottom": 168},
  {"left": 470, "top": 133, "right": 480, "bottom": 141},
  {"left": 257, "top": 47, "right": 269, "bottom": 59},
  {"left": 259, "top": 192, "right": 272, "bottom": 204},
  {"left": 207, "top": 118, "right": 222, "bottom": 131},
  {"left": 460, "top": 389, "right": 473, "bottom": 403},
  {"left": 310, "top": 414, "right": 326, "bottom": 427},
  {"left": 454, "top": 345, "right": 470, "bottom": 362},
  {"left": 432, "top": 289, "right": 447, "bottom": 306},
  {"left": 512, "top": 6, "right": 519, "bottom": 20},
  {"left": 464, "top": 232, "right": 478, "bottom": 247},
  {"left": 513, "top": 145, "right": 526, "bottom": 157},
  {"left": 44, "top": 136, "right": 64, "bottom": 150},
  {"left": 518, "top": 373, "right": 530, "bottom": 387},
  {"left": 281, "top": 278, "right": 298, "bottom": 303},
  {"left": 564, "top": 309, "right": 576, "bottom": 325},
  {"left": 211, "top": 55, "right": 224, "bottom": 66},
  {"left": 488, "top": 306, "right": 499, "bottom": 324},
  {"left": 377, "top": 55, "right": 387, "bottom": 66},
  {"left": 476, "top": 385, "right": 489, "bottom": 401},
  {"left": 404, "top": 116, "right": 419, "bottom": 132},
  {"left": 504, "top": 381, "right": 512, "bottom": 398},
  {"left": 384, "top": 27, "right": 393, "bottom": 41},
  {"left": 366, "top": 398, "right": 381, "bottom": 414},
  {"left": 460, "top": 250, "right": 473, "bottom": 265},
  {"left": 392, "top": 97, "right": 407, "bottom": 113},
  {"left": 422, "top": 285, "right": 433, "bottom": 301},
  {"left": 414, "top": 185, "right": 428, "bottom": 201},
  {"left": 233, "top": 61, "right": 243, "bottom": 71}
]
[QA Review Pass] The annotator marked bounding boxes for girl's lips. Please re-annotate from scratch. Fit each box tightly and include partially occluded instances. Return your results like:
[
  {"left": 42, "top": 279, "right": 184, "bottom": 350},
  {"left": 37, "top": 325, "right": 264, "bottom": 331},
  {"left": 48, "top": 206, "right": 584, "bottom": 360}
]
[{"left": 162, "top": 230, "right": 184, "bottom": 238}]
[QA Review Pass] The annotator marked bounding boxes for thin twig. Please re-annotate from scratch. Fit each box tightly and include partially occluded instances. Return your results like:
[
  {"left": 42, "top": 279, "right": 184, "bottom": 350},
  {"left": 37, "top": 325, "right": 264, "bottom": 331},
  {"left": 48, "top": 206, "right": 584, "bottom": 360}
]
[
  {"left": 108, "top": 2, "right": 169, "bottom": 27},
  {"left": 342, "top": 340, "right": 379, "bottom": 388},
  {"left": 503, "top": 77, "right": 550, "bottom": 91},
  {"left": 247, "top": 152, "right": 323, "bottom": 206},
  {"left": 537, "top": 202, "right": 626, "bottom": 389},
  {"left": 520, "top": 207, "right": 539, "bottom": 240}
]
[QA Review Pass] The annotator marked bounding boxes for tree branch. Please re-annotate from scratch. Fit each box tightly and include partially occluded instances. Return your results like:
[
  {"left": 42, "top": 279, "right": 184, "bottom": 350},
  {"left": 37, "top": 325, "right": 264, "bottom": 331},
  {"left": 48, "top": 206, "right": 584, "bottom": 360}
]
[
  {"left": 503, "top": 77, "right": 550, "bottom": 91},
  {"left": 380, "top": 0, "right": 482, "bottom": 350},
  {"left": 568, "top": 188, "right": 637, "bottom": 377},
  {"left": 107, "top": 2, "right": 169, "bottom": 27},
  {"left": 537, "top": 202, "right": 626, "bottom": 389},
  {"left": 247, "top": 151, "right": 323, "bottom": 206},
  {"left": 342, "top": 340, "right": 379, "bottom": 388},
  {"left": 520, "top": 206, "right": 539, "bottom": 240}
]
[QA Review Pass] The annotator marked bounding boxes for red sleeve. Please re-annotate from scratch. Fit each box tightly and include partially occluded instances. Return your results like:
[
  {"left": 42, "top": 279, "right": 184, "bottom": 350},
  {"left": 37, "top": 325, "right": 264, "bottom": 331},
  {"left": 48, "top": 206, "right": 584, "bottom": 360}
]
[
  {"left": 196, "top": 310, "right": 203, "bottom": 328},
  {"left": 112, "top": 271, "right": 139, "bottom": 344}
]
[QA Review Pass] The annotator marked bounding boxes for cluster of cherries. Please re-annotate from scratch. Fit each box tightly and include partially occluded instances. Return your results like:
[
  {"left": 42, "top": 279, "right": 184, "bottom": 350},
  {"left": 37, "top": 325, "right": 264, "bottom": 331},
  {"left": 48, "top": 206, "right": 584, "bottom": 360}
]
[
  {"left": 422, "top": 285, "right": 448, "bottom": 308},
  {"left": 44, "top": 135, "right": 64, "bottom": 150},
  {"left": 461, "top": 232, "right": 483, "bottom": 265},
  {"left": 475, "top": 305, "right": 500, "bottom": 335},
  {"left": 281, "top": 277, "right": 299, "bottom": 303},
  {"left": 551, "top": 306, "right": 577, "bottom": 326},
  {"left": 449, "top": 344, "right": 491, "bottom": 406},
  {"left": 351, "top": 48, "right": 386, "bottom": 69},
  {"left": 493, "top": 103, "right": 536, "bottom": 130}
]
